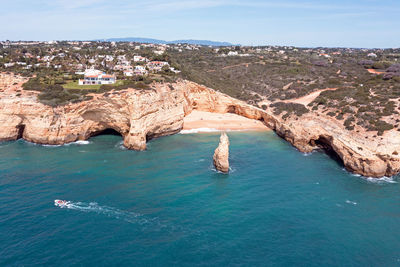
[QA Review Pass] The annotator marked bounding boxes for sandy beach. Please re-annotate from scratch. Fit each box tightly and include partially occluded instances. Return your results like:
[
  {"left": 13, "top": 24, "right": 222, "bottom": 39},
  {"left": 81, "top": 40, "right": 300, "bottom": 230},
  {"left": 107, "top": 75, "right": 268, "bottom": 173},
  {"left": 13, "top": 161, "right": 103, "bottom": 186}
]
[{"left": 182, "top": 110, "right": 270, "bottom": 133}]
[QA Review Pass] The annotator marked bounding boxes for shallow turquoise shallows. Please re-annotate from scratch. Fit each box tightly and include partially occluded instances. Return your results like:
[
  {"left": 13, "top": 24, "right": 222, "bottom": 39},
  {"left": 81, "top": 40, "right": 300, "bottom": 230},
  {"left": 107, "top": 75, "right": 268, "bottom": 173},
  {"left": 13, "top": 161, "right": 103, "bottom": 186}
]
[{"left": 1, "top": 132, "right": 400, "bottom": 266}]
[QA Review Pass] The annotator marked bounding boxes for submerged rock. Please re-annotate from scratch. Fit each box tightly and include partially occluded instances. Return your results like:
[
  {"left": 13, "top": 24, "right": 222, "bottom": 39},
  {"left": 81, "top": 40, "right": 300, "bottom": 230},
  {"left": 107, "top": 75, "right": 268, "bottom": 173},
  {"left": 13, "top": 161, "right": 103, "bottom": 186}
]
[{"left": 213, "top": 132, "right": 230, "bottom": 173}]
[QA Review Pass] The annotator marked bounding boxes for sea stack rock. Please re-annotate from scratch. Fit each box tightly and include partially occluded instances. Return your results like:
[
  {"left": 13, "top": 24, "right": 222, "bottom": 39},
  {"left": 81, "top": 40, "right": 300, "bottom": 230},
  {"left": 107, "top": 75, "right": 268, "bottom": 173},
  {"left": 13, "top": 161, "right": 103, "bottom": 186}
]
[{"left": 213, "top": 132, "right": 230, "bottom": 173}]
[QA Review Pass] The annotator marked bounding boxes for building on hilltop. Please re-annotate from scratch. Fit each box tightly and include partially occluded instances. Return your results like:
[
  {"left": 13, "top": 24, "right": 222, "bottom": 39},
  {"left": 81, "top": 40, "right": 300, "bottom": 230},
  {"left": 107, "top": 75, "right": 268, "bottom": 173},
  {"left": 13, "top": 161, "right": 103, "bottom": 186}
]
[
  {"left": 79, "top": 69, "right": 116, "bottom": 85},
  {"left": 124, "top": 66, "right": 148, "bottom": 76},
  {"left": 134, "top": 65, "right": 148, "bottom": 75},
  {"left": 133, "top": 56, "right": 149, "bottom": 62},
  {"left": 147, "top": 61, "right": 169, "bottom": 72}
]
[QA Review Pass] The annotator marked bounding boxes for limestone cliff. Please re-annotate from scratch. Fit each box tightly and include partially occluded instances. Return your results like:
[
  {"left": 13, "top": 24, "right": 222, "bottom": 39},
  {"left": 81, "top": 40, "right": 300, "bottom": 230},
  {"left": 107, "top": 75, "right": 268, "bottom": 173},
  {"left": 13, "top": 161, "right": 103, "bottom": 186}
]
[
  {"left": 1, "top": 73, "right": 400, "bottom": 178},
  {"left": 213, "top": 132, "right": 230, "bottom": 173}
]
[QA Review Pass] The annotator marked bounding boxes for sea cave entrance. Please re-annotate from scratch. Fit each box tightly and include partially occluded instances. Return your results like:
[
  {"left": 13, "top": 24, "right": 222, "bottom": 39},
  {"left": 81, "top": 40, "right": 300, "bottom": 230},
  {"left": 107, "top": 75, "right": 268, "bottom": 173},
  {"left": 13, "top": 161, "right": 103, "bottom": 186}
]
[
  {"left": 16, "top": 124, "right": 26, "bottom": 139},
  {"left": 310, "top": 136, "right": 344, "bottom": 168},
  {"left": 90, "top": 128, "right": 122, "bottom": 138}
]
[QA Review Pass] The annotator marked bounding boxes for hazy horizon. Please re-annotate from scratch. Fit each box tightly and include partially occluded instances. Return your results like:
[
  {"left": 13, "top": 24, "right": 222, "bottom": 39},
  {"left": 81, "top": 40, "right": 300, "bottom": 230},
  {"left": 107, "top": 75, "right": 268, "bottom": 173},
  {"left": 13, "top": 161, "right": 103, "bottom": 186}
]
[
  {"left": 1, "top": 0, "right": 400, "bottom": 48},
  {"left": 2, "top": 37, "right": 399, "bottom": 50}
]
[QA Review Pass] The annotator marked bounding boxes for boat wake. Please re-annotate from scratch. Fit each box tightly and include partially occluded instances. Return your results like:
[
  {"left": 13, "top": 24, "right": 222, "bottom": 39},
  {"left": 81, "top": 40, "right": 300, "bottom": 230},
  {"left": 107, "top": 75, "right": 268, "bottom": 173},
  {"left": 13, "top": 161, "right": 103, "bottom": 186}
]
[
  {"left": 345, "top": 200, "right": 358, "bottom": 205},
  {"left": 54, "top": 200, "right": 158, "bottom": 226}
]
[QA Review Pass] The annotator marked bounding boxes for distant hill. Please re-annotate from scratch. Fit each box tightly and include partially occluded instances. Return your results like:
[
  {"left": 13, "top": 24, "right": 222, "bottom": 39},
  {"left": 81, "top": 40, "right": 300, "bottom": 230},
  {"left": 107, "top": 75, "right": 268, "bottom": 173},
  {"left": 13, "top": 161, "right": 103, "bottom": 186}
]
[{"left": 96, "top": 37, "right": 235, "bottom": 46}]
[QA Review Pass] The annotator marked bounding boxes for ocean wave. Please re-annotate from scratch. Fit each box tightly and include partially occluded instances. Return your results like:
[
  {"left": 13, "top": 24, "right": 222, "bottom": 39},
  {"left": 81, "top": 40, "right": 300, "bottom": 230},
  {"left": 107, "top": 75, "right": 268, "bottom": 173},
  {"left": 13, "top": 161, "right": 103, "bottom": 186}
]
[
  {"left": 342, "top": 168, "right": 398, "bottom": 184},
  {"left": 34, "top": 143, "right": 62, "bottom": 147},
  {"left": 179, "top": 128, "right": 256, "bottom": 134},
  {"left": 54, "top": 200, "right": 153, "bottom": 225},
  {"left": 209, "top": 164, "right": 236, "bottom": 174},
  {"left": 180, "top": 128, "right": 220, "bottom": 134},
  {"left": 115, "top": 141, "right": 127, "bottom": 150},
  {"left": 68, "top": 140, "right": 90, "bottom": 145},
  {"left": 23, "top": 140, "right": 90, "bottom": 147},
  {"left": 362, "top": 176, "right": 398, "bottom": 184}
]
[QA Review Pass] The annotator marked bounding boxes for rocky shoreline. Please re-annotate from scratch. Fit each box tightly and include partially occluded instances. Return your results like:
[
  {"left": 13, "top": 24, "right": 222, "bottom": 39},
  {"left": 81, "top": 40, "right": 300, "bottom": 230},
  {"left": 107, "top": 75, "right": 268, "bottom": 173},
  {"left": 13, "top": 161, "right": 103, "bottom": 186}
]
[{"left": 0, "top": 74, "right": 399, "bottom": 178}]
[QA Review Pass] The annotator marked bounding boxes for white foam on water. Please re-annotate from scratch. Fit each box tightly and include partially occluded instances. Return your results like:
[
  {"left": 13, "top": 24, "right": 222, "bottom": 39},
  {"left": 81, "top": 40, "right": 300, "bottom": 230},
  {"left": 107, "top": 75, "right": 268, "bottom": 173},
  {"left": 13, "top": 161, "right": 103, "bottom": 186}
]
[
  {"left": 25, "top": 141, "right": 62, "bottom": 147},
  {"left": 363, "top": 176, "right": 398, "bottom": 184},
  {"left": 180, "top": 128, "right": 255, "bottom": 134},
  {"left": 342, "top": 167, "right": 398, "bottom": 184},
  {"left": 209, "top": 164, "right": 235, "bottom": 174},
  {"left": 70, "top": 140, "right": 90, "bottom": 145},
  {"left": 115, "top": 141, "right": 127, "bottom": 150},
  {"left": 345, "top": 200, "right": 357, "bottom": 205},
  {"left": 23, "top": 140, "right": 90, "bottom": 147},
  {"left": 54, "top": 200, "right": 151, "bottom": 225},
  {"left": 180, "top": 128, "right": 220, "bottom": 134}
]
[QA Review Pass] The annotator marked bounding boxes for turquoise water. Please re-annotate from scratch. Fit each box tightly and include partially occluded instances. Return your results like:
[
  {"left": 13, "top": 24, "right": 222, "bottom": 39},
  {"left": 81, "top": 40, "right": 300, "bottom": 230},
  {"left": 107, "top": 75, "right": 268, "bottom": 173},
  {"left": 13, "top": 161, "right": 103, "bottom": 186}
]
[{"left": 1, "top": 131, "right": 400, "bottom": 266}]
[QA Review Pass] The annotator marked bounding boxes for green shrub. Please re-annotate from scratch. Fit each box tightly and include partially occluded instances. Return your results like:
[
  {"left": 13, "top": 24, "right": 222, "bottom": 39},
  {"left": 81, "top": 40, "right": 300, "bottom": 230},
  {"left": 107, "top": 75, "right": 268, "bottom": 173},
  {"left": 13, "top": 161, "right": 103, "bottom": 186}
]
[{"left": 271, "top": 102, "right": 309, "bottom": 119}]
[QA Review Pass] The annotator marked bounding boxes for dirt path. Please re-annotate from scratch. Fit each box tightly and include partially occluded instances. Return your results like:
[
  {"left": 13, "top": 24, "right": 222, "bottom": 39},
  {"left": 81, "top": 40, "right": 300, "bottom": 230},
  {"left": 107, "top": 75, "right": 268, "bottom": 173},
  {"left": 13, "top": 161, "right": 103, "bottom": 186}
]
[
  {"left": 367, "top": 69, "right": 385, "bottom": 75},
  {"left": 284, "top": 88, "right": 338, "bottom": 106},
  {"left": 221, "top": 62, "right": 250, "bottom": 70},
  {"left": 207, "top": 62, "right": 250, "bottom": 73}
]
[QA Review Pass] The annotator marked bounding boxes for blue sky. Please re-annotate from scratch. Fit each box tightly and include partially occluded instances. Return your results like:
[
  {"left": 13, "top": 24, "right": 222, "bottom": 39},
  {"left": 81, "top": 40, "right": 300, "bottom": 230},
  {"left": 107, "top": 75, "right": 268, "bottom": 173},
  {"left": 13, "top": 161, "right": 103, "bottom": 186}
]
[{"left": 1, "top": 0, "right": 399, "bottom": 48}]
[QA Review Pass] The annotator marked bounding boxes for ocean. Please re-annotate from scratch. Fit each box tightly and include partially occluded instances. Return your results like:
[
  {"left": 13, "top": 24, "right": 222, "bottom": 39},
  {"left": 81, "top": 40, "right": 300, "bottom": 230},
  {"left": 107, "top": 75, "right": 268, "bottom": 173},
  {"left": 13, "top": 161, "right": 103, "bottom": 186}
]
[{"left": 1, "top": 131, "right": 400, "bottom": 266}]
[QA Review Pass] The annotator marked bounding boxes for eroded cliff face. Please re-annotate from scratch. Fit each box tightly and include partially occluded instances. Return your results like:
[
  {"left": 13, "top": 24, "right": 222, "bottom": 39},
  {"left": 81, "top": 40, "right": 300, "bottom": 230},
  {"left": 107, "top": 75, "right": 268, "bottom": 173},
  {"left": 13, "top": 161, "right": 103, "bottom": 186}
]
[
  {"left": 272, "top": 113, "right": 400, "bottom": 178},
  {"left": 0, "top": 84, "right": 185, "bottom": 150},
  {"left": 1, "top": 73, "right": 400, "bottom": 178}
]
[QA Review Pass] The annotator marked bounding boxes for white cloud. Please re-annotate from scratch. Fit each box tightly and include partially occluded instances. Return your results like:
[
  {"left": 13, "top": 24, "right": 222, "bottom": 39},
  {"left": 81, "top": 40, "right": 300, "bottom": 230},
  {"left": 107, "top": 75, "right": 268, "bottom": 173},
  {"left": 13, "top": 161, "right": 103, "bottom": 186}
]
[{"left": 50, "top": 0, "right": 108, "bottom": 9}]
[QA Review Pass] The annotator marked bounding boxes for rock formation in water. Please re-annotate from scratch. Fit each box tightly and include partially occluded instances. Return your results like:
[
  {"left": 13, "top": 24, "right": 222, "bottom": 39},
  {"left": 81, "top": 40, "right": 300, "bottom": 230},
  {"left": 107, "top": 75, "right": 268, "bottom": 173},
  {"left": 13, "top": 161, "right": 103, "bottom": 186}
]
[
  {"left": 1, "top": 73, "right": 400, "bottom": 178},
  {"left": 213, "top": 132, "right": 230, "bottom": 173}
]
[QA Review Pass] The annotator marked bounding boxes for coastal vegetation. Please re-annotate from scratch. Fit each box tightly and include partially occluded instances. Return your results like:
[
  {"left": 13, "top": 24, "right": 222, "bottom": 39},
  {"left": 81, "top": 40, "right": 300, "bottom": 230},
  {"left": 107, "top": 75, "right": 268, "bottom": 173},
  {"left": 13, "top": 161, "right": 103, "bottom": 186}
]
[
  {"left": 168, "top": 46, "right": 400, "bottom": 134},
  {"left": 270, "top": 102, "right": 309, "bottom": 119},
  {"left": 2, "top": 41, "right": 400, "bottom": 134}
]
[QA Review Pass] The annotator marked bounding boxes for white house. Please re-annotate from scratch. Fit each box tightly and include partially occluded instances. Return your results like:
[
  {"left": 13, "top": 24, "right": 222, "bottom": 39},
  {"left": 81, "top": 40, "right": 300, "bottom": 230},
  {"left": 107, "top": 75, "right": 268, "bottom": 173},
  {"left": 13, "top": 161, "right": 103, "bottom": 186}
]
[
  {"left": 134, "top": 65, "right": 148, "bottom": 75},
  {"left": 117, "top": 55, "right": 126, "bottom": 61},
  {"left": 170, "top": 67, "right": 181, "bottom": 74},
  {"left": 79, "top": 69, "right": 116, "bottom": 85},
  {"left": 123, "top": 70, "right": 133, "bottom": 77},
  {"left": 105, "top": 55, "right": 114, "bottom": 62},
  {"left": 147, "top": 61, "right": 169, "bottom": 72},
  {"left": 133, "top": 56, "right": 149, "bottom": 62},
  {"left": 154, "top": 50, "right": 164, "bottom": 55},
  {"left": 4, "top": 63, "right": 15, "bottom": 68},
  {"left": 114, "top": 65, "right": 133, "bottom": 71}
]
